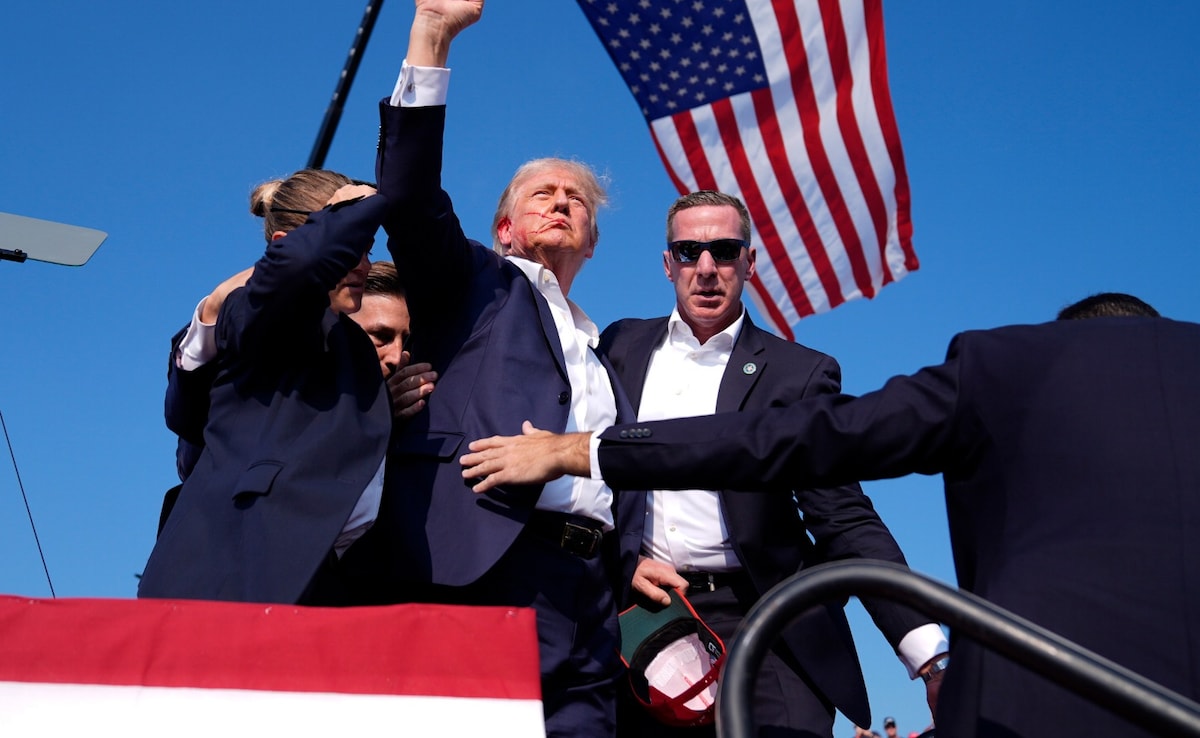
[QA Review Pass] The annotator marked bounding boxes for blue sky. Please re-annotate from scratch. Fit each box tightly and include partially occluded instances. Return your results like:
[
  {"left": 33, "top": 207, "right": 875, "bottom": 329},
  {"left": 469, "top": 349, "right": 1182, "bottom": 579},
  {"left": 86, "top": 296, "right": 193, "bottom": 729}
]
[{"left": 2, "top": 1, "right": 1197, "bottom": 733}]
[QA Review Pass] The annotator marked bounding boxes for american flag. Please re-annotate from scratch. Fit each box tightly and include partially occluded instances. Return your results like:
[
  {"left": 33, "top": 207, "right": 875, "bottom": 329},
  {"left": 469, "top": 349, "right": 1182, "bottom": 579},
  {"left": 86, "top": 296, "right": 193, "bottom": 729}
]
[{"left": 576, "top": 0, "right": 918, "bottom": 340}]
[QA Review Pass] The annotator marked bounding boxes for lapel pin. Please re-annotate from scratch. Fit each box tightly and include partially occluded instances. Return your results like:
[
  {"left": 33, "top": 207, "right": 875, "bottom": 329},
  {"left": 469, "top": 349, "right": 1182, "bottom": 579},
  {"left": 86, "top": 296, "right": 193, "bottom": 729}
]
[{"left": 742, "top": 362, "right": 757, "bottom": 376}]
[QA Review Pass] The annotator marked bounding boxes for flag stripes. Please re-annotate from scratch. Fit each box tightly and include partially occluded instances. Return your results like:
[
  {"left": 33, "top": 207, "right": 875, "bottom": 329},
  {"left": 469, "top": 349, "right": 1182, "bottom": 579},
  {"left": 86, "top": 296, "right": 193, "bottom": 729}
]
[{"left": 578, "top": 0, "right": 918, "bottom": 339}]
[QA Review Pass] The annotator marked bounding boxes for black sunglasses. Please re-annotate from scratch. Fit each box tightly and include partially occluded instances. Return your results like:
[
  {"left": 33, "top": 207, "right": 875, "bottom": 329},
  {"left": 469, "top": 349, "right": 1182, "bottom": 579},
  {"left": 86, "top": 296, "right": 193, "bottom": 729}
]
[{"left": 668, "top": 238, "right": 748, "bottom": 264}]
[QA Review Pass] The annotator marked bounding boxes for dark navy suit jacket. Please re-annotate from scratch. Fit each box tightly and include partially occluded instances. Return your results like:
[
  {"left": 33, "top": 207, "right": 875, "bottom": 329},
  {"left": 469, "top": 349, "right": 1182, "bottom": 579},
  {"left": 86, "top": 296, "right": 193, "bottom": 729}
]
[
  {"left": 600, "top": 314, "right": 932, "bottom": 728},
  {"left": 595, "top": 316, "right": 1200, "bottom": 736},
  {"left": 140, "top": 197, "right": 391, "bottom": 604},
  {"left": 369, "top": 101, "right": 642, "bottom": 595}
]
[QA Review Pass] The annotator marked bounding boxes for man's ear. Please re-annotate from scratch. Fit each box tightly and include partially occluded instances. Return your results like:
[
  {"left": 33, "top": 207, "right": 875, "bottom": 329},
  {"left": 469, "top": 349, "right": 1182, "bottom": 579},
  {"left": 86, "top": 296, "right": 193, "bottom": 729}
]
[
  {"left": 662, "top": 251, "right": 675, "bottom": 282},
  {"left": 745, "top": 245, "right": 757, "bottom": 280},
  {"left": 270, "top": 230, "right": 287, "bottom": 241},
  {"left": 495, "top": 217, "right": 513, "bottom": 251}
]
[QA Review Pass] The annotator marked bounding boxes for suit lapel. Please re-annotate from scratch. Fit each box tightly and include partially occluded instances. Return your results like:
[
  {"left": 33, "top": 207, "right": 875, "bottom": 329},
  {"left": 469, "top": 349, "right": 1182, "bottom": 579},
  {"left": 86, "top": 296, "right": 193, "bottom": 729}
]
[
  {"left": 621, "top": 319, "right": 669, "bottom": 413},
  {"left": 716, "top": 317, "right": 767, "bottom": 413}
]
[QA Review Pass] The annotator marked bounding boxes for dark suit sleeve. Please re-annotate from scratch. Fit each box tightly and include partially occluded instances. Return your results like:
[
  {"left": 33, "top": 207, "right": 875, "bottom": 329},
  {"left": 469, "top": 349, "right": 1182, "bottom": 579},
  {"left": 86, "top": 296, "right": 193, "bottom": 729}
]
[
  {"left": 218, "top": 195, "right": 388, "bottom": 358},
  {"left": 596, "top": 347, "right": 972, "bottom": 492},
  {"left": 164, "top": 326, "right": 217, "bottom": 447},
  {"left": 375, "top": 101, "right": 478, "bottom": 322},
  {"left": 787, "top": 354, "right": 939, "bottom": 648}
]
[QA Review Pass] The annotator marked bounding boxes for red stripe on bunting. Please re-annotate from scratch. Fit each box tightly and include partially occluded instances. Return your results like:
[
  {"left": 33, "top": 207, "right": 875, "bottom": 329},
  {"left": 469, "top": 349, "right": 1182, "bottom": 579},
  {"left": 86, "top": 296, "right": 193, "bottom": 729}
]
[{"left": 0, "top": 596, "right": 541, "bottom": 700}]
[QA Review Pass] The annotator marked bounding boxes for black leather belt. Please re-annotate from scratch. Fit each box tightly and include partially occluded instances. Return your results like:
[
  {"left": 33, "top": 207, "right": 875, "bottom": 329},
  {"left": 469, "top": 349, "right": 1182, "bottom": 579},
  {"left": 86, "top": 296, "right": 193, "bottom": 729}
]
[
  {"left": 680, "top": 569, "right": 748, "bottom": 593},
  {"left": 526, "top": 510, "right": 606, "bottom": 559}
]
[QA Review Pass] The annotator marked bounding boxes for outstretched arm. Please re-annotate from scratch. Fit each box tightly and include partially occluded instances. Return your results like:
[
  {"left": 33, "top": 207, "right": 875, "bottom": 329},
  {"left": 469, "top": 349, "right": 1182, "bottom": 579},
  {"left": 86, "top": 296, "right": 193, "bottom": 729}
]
[{"left": 460, "top": 421, "right": 591, "bottom": 491}]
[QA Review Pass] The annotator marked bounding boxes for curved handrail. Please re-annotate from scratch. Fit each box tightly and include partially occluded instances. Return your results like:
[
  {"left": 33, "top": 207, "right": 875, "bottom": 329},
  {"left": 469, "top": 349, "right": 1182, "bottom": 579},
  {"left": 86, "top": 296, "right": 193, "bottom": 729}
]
[{"left": 716, "top": 560, "right": 1200, "bottom": 738}]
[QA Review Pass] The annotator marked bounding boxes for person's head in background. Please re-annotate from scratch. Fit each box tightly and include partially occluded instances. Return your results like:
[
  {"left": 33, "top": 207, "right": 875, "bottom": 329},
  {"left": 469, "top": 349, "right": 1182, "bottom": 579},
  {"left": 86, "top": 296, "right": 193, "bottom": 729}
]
[
  {"left": 249, "top": 169, "right": 373, "bottom": 316},
  {"left": 1056, "top": 292, "right": 1160, "bottom": 321},
  {"left": 883, "top": 716, "right": 898, "bottom": 737},
  {"left": 350, "top": 260, "right": 412, "bottom": 377}
]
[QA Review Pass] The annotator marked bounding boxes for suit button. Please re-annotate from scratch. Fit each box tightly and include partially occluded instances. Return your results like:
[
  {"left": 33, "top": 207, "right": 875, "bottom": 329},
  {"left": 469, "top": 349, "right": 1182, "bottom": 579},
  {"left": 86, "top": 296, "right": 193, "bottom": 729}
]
[
  {"left": 558, "top": 391, "right": 570, "bottom": 405},
  {"left": 619, "top": 429, "right": 630, "bottom": 439}
]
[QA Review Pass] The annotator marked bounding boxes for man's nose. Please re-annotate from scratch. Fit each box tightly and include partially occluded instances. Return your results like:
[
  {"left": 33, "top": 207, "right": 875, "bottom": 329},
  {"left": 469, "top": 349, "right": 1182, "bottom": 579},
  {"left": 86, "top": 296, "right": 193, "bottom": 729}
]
[
  {"left": 380, "top": 341, "right": 402, "bottom": 377},
  {"left": 695, "top": 248, "right": 719, "bottom": 275}
]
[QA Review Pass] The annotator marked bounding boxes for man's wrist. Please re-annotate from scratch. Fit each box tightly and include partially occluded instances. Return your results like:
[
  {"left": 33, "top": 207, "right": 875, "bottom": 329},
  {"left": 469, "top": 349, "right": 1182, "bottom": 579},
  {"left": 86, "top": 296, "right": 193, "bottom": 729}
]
[{"left": 919, "top": 654, "right": 950, "bottom": 682}]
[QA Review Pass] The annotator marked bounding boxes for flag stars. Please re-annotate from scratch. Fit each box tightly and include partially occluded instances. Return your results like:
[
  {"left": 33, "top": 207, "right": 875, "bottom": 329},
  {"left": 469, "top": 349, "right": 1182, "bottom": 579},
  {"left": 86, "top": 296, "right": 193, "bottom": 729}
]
[
  {"left": 692, "top": 0, "right": 705, "bottom": 10},
  {"left": 660, "top": 7, "right": 672, "bottom": 18},
  {"left": 606, "top": 2, "right": 619, "bottom": 14},
  {"left": 702, "top": 24, "right": 714, "bottom": 36},
  {"left": 628, "top": 12, "right": 640, "bottom": 24},
  {"left": 671, "top": 32, "right": 682, "bottom": 43},
  {"left": 650, "top": 22, "right": 661, "bottom": 34},
  {"left": 681, "top": 16, "right": 694, "bottom": 28},
  {"left": 660, "top": 48, "right": 672, "bottom": 59},
  {"left": 712, "top": 7, "right": 725, "bottom": 17}
]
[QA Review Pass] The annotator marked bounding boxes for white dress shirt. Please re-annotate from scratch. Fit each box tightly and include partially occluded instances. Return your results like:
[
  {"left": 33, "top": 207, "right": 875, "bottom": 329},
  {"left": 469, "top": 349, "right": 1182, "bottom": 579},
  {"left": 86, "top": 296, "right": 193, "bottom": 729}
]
[{"left": 639, "top": 308, "right": 744, "bottom": 572}]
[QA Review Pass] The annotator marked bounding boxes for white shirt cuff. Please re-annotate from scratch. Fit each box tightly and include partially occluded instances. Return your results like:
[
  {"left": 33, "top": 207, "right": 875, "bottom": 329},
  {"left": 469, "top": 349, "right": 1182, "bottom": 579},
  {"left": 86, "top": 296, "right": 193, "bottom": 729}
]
[
  {"left": 175, "top": 298, "right": 218, "bottom": 371},
  {"left": 588, "top": 431, "right": 604, "bottom": 480},
  {"left": 897, "top": 623, "right": 950, "bottom": 679},
  {"left": 390, "top": 60, "right": 450, "bottom": 107}
]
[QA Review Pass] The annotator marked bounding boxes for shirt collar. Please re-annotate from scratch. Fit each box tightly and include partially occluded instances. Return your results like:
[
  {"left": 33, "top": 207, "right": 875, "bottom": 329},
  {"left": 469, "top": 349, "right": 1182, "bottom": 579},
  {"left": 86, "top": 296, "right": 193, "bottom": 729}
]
[
  {"left": 508, "top": 255, "right": 600, "bottom": 347},
  {"left": 666, "top": 306, "right": 745, "bottom": 351}
]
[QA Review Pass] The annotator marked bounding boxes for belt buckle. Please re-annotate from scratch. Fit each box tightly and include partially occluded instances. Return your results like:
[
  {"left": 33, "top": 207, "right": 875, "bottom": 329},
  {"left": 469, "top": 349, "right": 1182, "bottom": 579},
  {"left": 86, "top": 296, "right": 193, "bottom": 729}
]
[
  {"left": 698, "top": 573, "right": 717, "bottom": 592},
  {"left": 560, "top": 521, "right": 601, "bottom": 558}
]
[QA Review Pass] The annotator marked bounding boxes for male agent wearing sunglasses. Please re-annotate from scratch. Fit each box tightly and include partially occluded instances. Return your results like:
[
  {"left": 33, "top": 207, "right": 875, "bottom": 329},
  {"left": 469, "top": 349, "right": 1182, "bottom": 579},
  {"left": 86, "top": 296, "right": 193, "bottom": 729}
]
[{"left": 596, "top": 191, "right": 948, "bottom": 737}]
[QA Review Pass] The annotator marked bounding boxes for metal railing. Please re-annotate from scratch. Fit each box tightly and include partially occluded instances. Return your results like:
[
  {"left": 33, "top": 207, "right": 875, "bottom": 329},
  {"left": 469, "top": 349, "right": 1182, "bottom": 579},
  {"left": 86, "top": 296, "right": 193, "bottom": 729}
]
[{"left": 716, "top": 559, "right": 1200, "bottom": 738}]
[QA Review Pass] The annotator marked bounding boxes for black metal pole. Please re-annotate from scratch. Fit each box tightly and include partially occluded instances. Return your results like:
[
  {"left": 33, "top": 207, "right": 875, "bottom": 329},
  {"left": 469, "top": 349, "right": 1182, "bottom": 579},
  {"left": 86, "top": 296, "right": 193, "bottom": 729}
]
[
  {"left": 307, "top": 0, "right": 386, "bottom": 170},
  {"left": 717, "top": 560, "right": 1200, "bottom": 738}
]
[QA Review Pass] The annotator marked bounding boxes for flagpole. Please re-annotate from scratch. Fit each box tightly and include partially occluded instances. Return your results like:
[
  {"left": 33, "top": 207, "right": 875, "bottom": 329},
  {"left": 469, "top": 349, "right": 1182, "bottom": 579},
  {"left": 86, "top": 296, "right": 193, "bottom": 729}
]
[{"left": 307, "top": 0, "right": 386, "bottom": 170}]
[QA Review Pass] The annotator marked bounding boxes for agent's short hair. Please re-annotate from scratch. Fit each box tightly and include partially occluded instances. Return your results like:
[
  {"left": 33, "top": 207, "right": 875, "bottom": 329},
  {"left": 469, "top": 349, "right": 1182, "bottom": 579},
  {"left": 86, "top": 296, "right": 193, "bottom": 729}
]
[
  {"left": 365, "top": 260, "right": 406, "bottom": 299},
  {"left": 1056, "top": 292, "right": 1160, "bottom": 320},
  {"left": 666, "top": 190, "right": 752, "bottom": 244}
]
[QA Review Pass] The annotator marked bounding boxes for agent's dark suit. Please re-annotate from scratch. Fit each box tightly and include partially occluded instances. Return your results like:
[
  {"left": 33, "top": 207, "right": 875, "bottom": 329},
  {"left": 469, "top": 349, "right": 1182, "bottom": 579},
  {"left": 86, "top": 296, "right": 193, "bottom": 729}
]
[
  {"left": 595, "top": 316, "right": 1200, "bottom": 737},
  {"left": 359, "top": 101, "right": 642, "bottom": 737},
  {"left": 140, "top": 197, "right": 391, "bottom": 605},
  {"left": 600, "top": 315, "right": 934, "bottom": 733}
]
